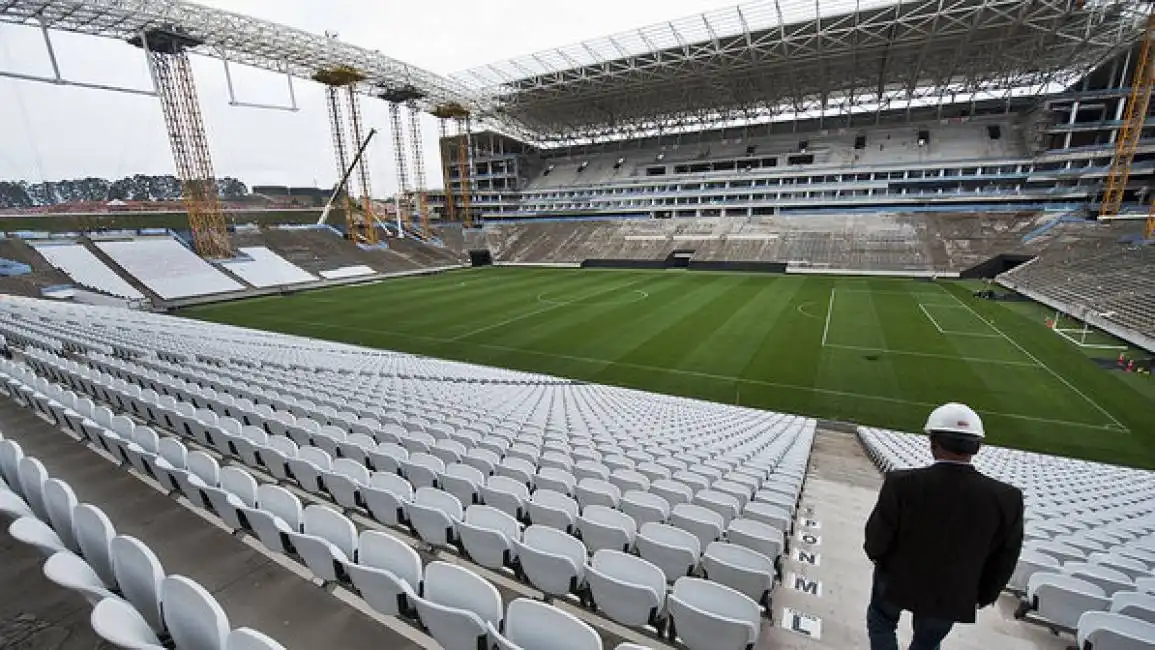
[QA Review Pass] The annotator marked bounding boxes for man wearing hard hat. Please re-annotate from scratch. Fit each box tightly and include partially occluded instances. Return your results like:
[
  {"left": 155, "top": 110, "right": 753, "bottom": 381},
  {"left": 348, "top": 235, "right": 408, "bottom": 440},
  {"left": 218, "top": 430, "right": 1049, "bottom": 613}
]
[{"left": 864, "top": 403, "right": 1024, "bottom": 650}]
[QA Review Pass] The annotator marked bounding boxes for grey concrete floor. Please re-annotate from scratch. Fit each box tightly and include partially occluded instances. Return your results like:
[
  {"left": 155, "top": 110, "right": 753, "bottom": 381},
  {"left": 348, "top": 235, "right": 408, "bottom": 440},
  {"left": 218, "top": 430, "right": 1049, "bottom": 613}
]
[{"left": 757, "top": 428, "right": 1071, "bottom": 650}]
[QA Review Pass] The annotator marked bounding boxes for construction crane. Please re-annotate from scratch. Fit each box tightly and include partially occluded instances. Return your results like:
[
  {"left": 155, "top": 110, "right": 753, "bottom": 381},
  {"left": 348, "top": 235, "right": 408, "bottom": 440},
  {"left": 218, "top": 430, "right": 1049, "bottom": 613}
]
[
  {"left": 407, "top": 101, "right": 431, "bottom": 238},
  {"left": 437, "top": 119, "right": 458, "bottom": 224},
  {"left": 1100, "top": 12, "right": 1155, "bottom": 223},
  {"left": 130, "top": 28, "right": 231, "bottom": 258},
  {"left": 387, "top": 101, "right": 413, "bottom": 235},
  {"left": 314, "top": 64, "right": 378, "bottom": 245},
  {"left": 433, "top": 102, "right": 474, "bottom": 228}
]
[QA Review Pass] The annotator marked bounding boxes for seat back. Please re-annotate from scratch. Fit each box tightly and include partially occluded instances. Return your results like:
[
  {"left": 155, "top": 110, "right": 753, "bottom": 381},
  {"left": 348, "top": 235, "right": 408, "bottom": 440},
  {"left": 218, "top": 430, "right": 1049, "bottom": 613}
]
[
  {"left": 162, "top": 575, "right": 230, "bottom": 650},
  {"left": 669, "top": 577, "right": 760, "bottom": 650},
  {"left": 43, "top": 478, "right": 80, "bottom": 553},
  {"left": 158, "top": 438, "right": 188, "bottom": 467},
  {"left": 303, "top": 505, "right": 357, "bottom": 560},
  {"left": 423, "top": 560, "right": 503, "bottom": 625},
  {"left": 186, "top": 451, "right": 220, "bottom": 486},
  {"left": 110, "top": 535, "right": 166, "bottom": 633},
  {"left": 74, "top": 504, "right": 117, "bottom": 587},
  {"left": 465, "top": 505, "right": 521, "bottom": 540},
  {"left": 357, "top": 530, "right": 422, "bottom": 591},
  {"left": 523, "top": 524, "right": 586, "bottom": 567},
  {"left": 219, "top": 467, "right": 258, "bottom": 508},
  {"left": 17, "top": 456, "right": 50, "bottom": 521},
  {"left": 256, "top": 484, "right": 303, "bottom": 530},
  {"left": 505, "top": 598, "right": 601, "bottom": 650},
  {"left": 0, "top": 439, "right": 24, "bottom": 490},
  {"left": 415, "top": 486, "right": 464, "bottom": 520}
]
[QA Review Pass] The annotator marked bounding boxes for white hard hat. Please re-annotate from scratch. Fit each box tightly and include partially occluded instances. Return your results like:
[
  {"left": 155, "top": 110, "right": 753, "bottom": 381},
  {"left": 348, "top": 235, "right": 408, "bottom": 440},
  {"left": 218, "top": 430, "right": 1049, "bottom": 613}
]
[{"left": 924, "top": 402, "right": 985, "bottom": 438}]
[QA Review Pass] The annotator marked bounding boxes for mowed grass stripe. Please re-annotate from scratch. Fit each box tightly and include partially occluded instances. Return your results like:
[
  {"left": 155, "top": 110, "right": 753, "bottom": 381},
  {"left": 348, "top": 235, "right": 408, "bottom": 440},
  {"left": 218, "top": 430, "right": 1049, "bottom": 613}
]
[{"left": 180, "top": 269, "right": 1155, "bottom": 468}]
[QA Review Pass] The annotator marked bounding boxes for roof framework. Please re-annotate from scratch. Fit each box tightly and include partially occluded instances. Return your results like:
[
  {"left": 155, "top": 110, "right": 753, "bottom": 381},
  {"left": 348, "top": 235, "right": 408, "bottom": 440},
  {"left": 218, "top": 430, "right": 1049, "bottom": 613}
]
[
  {"left": 456, "top": 0, "right": 1150, "bottom": 146},
  {"left": 0, "top": 0, "right": 480, "bottom": 112}
]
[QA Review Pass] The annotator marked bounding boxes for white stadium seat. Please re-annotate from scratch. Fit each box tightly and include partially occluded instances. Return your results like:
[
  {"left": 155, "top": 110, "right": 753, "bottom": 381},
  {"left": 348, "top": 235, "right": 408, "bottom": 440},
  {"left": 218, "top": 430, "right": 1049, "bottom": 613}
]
[{"left": 668, "top": 577, "right": 761, "bottom": 650}]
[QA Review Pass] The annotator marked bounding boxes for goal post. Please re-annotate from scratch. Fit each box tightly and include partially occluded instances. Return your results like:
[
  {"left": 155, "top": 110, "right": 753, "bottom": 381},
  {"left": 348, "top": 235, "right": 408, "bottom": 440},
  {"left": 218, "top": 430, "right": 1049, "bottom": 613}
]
[{"left": 1047, "top": 309, "right": 1128, "bottom": 351}]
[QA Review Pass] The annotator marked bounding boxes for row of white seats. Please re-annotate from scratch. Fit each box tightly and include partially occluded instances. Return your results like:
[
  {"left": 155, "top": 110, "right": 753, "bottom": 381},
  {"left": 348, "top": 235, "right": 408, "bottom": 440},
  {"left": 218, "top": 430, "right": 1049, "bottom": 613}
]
[
  {"left": 2, "top": 356, "right": 776, "bottom": 650},
  {"left": 0, "top": 432, "right": 285, "bottom": 650}
]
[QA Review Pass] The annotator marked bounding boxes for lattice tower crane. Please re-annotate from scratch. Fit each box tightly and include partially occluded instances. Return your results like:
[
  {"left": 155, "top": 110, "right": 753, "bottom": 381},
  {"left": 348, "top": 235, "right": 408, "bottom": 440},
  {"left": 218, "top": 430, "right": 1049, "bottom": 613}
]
[
  {"left": 314, "top": 63, "right": 377, "bottom": 244},
  {"left": 406, "top": 101, "right": 431, "bottom": 238},
  {"left": 1100, "top": 11, "right": 1155, "bottom": 228},
  {"left": 131, "top": 28, "right": 231, "bottom": 258},
  {"left": 388, "top": 102, "right": 413, "bottom": 234},
  {"left": 437, "top": 119, "right": 458, "bottom": 223}
]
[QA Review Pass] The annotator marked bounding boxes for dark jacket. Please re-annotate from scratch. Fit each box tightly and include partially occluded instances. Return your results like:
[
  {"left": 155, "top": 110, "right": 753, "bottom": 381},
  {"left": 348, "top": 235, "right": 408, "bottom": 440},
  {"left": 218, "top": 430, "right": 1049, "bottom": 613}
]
[{"left": 864, "top": 462, "right": 1024, "bottom": 623}]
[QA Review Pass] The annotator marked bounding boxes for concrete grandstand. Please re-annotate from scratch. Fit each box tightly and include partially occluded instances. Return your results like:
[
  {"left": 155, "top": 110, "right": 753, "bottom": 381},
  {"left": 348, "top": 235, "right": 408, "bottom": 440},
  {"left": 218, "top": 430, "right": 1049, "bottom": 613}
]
[{"left": 1, "top": 1, "right": 1154, "bottom": 650}]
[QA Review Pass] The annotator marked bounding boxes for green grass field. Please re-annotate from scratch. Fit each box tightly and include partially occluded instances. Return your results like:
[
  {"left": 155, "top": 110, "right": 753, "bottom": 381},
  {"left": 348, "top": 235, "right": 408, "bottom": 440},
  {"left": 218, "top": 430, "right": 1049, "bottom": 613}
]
[{"left": 180, "top": 268, "right": 1155, "bottom": 468}]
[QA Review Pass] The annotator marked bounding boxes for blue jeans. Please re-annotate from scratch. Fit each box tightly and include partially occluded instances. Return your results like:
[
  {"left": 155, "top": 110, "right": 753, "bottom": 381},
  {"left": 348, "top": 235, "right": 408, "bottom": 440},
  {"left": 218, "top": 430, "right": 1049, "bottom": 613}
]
[{"left": 867, "top": 569, "right": 954, "bottom": 650}]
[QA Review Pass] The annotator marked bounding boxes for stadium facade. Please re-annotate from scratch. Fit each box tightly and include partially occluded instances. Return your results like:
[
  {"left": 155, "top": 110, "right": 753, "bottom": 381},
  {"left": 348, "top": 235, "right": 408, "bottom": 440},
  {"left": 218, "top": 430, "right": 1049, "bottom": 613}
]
[{"left": 440, "top": 0, "right": 1153, "bottom": 221}]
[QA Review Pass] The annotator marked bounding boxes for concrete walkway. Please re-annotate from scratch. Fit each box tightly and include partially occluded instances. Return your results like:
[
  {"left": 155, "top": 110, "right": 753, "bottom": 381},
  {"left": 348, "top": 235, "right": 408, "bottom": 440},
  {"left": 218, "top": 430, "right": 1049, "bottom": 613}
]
[{"left": 757, "top": 428, "right": 1069, "bottom": 650}]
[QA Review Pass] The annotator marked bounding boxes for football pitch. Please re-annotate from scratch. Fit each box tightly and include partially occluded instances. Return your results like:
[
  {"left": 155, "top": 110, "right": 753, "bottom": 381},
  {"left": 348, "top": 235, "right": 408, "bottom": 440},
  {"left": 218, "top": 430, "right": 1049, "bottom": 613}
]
[{"left": 181, "top": 268, "right": 1155, "bottom": 468}]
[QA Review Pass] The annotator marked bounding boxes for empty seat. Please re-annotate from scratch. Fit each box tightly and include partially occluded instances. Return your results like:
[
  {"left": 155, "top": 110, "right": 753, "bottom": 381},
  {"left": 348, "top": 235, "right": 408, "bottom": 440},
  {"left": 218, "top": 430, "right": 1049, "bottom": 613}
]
[
  {"left": 577, "top": 505, "right": 637, "bottom": 553},
  {"left": 670, "top": 503, "right": 724, "bottom": 550},
  {"left": 286, "top": 505, "right": 357, "bottom": 584},
  {"left": 325, "top": 458, "right": 370, "bottom": 510},
  {"left": 1025, "top": 572, "right": 1110, "bottom": 630},
  {"left": 413, "top": 561, "right": 503, "bottom": 650},
  {"left": 43, "top": 551, "right": 117, "bottom": 605},
  {"left": 17, "top": 456, "right": 50, "bottom": 522},
  {"left": 407, "top": 487, "right": 463, "bottom": 548},
  {"left": 620, "top": 490, "right": 670, "bottom": 527},
  {"left": 488, "top": 598, "right": 601, "bottom": 650},
  {"left": 636, "top": 522, "right": 701, "bottom": 583},
  {"left": 535, "top": 467, "right": 576, "bottom": 496},
  {"left": 74, "top": 504, "right": 117, "bottom": 586},
  {"left": 110, "top": 535, "right": 166, "bottom": 634},
  {"left": 1065, "top": 562, "right": 1135, "bottom": 596},
  {"left": 668, "top": 577, "right": 761, "bottom": 650},
  {"left": 1110, "top": 591, "right": 1155, "bottom": 625},
  {"left": 362, "top": 472, "right": 413, "bottom": 526},
  {"left": 586, "top": 549, "right": 667, "bottom": 630},
  {"left": 703, "top": 541, "right": 776, "bottom": 607},
  {"left": 479, "top": 475, "right": 530, "bottom": 521},
  {"left": 345, "top": 530, "right": 422, "bottom": 616},
  {"left": 162, "top": 575, "right": 230, "bottom": 650},
  {"left": 439, "top": 463, "right": 486, "bottom": 507},
  {"left": 514, "top": 524, "right": 587, "bottom": 597},
  {"left": 43, "top": 478, "right": 80, "bottom": 553},
  {"left": 458, "top": 505, "right": 522, "bottom": 570},
  {"left": 726, "top": 518, "right": 785, "bottom": 562},
  {"left": 694, "top": 489, "right": 740, "bottom": 526},
  {"left": 1006, "top": 549, "right": 1062, "bottom": 592},
  {"left": 401, "top": 452, "right": 445, "bottom": 490},
  {"left": 91, "top": 597, "right": 165, "bottom": 650},
  {"left": 527, "top": 489, "right": 579, "bottom": 533},
  {"left": 741, "top": 501, "right": 791, "bottom": 533},
  {"left": 1076, "top": 611, "right": 1155, "bottom": 650},
  {"left": 244, "top": 484, "right": 302, "bottom": 555}
]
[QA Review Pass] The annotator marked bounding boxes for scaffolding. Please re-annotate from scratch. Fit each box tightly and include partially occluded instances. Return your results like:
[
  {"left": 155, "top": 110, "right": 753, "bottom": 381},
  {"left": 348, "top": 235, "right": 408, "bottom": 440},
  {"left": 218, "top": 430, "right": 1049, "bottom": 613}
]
[
  {"left": 315, "top": 64, "right": 377, "bottom": 244},
  {"left": 438, "top": 119, "right": 457, "bottom": 223},
  {"left": 324, "top": 86, "right": 355, "bottom": 233},
  {"left": 133, "top": 28, "right": 231, "bottom": 258},
  {"left": 407, "top": 101, "right": 430, "bottom": 238},
  {"left": 1100, "top": 12, "right": 1155, "bottom": 219},
  {"left": 456, "top": 116, "right": 474, "bottom": 228},
  {"left": 388, "top": 102, "right": 412, "bottom": 233},
  {"left": 346, "top": 85, "right": 378, "bottom": 244}
]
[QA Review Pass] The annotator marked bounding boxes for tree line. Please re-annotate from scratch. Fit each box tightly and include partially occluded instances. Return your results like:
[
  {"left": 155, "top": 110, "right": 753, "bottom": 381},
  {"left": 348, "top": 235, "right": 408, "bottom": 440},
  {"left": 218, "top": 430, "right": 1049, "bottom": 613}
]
[{"left": 0, "top": 175, "right": 249, "bottom": 208}]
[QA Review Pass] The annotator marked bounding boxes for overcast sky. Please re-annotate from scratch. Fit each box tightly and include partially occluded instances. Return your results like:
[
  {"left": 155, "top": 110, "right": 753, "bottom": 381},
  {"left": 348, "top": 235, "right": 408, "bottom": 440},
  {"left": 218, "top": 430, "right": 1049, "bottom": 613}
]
[{"left": 0, "top": 0, "right": 741, "bottom": 194}]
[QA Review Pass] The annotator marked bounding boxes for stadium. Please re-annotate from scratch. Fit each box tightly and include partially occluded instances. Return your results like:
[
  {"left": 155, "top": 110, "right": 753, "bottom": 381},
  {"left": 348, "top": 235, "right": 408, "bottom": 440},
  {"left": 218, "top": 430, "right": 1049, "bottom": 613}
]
[{"left": 1, "top": 0, "right": 1155, "bottom": 649}]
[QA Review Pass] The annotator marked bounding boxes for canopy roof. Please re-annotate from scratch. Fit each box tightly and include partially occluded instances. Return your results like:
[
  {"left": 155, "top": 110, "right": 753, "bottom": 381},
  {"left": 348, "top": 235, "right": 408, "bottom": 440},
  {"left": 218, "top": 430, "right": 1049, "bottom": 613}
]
[{"left": 455, "top": 0, "right": 1149, "bottom": 145}]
